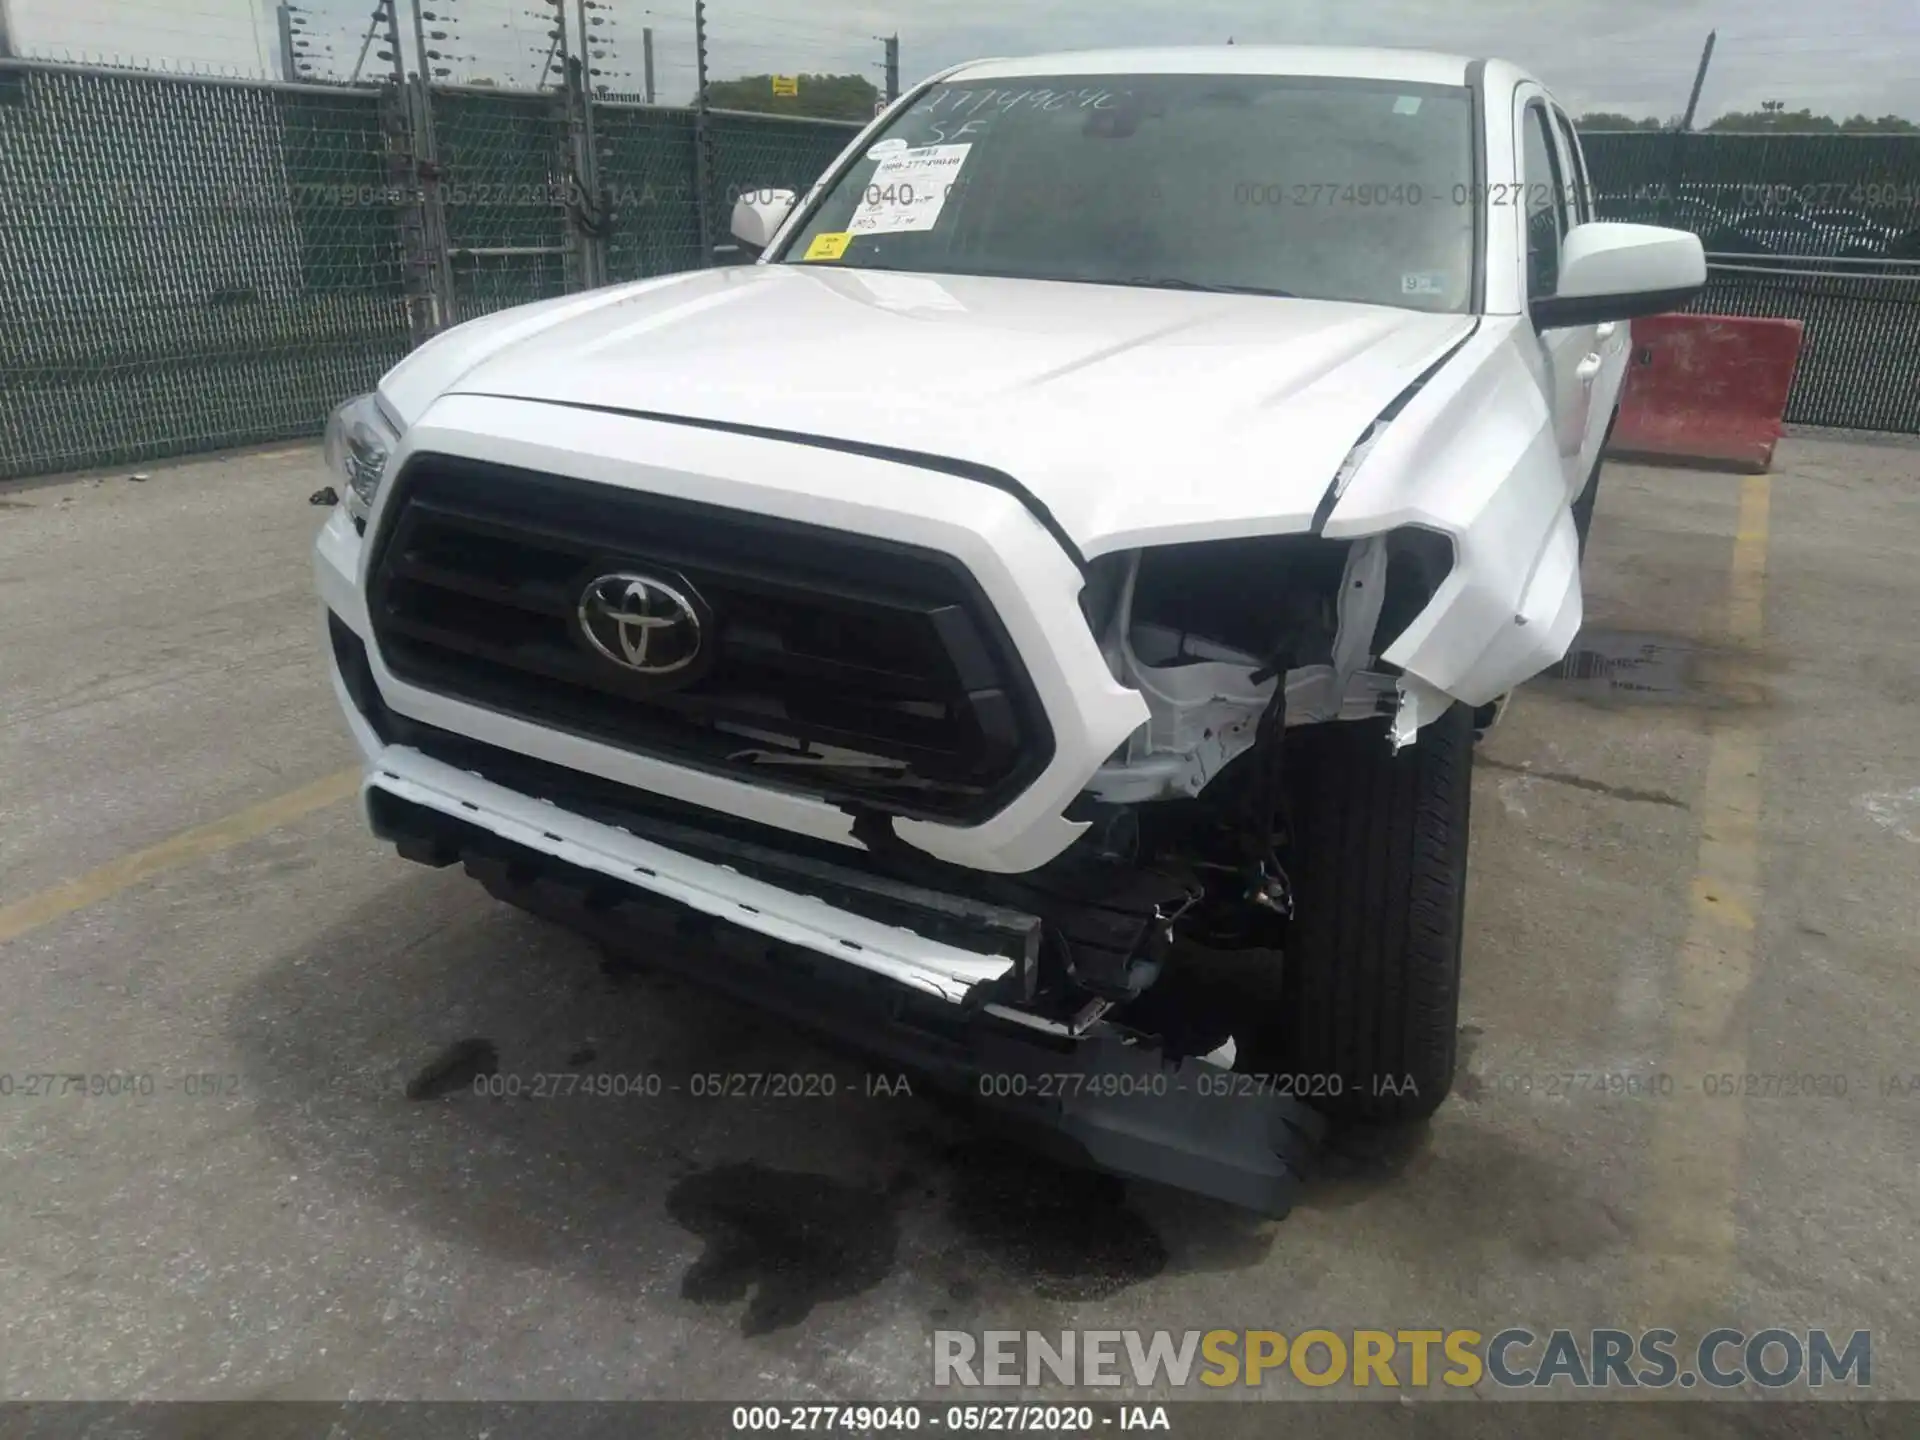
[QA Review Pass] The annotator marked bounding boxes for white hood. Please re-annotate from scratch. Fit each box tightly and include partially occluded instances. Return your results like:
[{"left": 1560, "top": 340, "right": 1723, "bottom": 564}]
[{"left": 383, "top": 264, "right": 1475, "bottom": 555}]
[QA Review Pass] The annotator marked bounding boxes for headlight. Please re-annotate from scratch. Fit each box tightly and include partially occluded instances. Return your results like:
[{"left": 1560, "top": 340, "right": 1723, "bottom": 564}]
[{"left": 323, "top": 393, "right": 403, "bottom": 528}]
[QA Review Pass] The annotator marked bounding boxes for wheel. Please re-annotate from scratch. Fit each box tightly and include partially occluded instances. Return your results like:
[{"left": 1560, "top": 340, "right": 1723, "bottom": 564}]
[
  {"left": 1571, "top": 453, "right": 1601, "bottom": 559},
  {"left": 1250, "top": 702, "right": 1474, "bottom": 1122}
]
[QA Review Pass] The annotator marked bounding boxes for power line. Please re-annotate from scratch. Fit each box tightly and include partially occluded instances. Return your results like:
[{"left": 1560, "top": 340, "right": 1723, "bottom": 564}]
[
  {"left": 708, "top": 15, "right": 894, "bottom": 45},
  {"left": 718, "top": 5, "right": 888, "bottom": 35},
  {"left": 704, "top": 41, "right": 877, "bottom": 69},
  {"left": 706, "top": 36, "right": 872, "bottom": 57}
]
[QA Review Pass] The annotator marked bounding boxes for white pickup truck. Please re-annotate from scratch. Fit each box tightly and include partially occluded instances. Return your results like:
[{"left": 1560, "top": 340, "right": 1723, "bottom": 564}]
[{"left": 314, "top": 46, "right": 1704, "bottom": 1212}]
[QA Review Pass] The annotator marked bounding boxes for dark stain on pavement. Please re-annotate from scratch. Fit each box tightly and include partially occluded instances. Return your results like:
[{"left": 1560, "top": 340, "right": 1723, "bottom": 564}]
[
  {"left": 1542, "top": 630, "right": 1697, "bottom": 701},
  {"left": 1539, "top": 627, "right": 1778, "bottom": 715},
  {"left": 943, "top": 1140, "right": 1168, "bottom": 1301},
  {"left": 403, "top": 1036, "right": 498, "bottom": 1100},
  {"left": 1476, "top": 755, "right": 1689, "bottom": 809},
  {"left": 667, "top": 1162, "right": 898, "bottom": 1335}
]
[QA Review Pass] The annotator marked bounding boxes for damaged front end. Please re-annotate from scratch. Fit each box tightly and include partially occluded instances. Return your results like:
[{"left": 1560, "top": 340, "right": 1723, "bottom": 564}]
[
  {"left": 337, "top": 519, "right": 1451, "bottom": 1213},
  {"left": 1059, "top": 525, "right": 1454, "bottom": 950}
]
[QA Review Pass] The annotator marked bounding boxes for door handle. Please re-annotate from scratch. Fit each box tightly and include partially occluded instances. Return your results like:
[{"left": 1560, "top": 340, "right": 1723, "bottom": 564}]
[
  {"left": 1576, "top": 353, "right": 1602, "bottom": 384},
  {"left": 1595, "top": 322, "right": 1618, "bottom": 341}
]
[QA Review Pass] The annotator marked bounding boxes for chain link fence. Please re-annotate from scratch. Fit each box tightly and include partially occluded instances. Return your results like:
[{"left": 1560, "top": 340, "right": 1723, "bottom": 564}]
[
  {"left": 0, "top": 56, "right": 862, "bottom": 481},
  {"left": 432, "top": 85, "right": 577, "bottom": 320},
  {"left": 12, "top": 62, "right": 1920, "bottom": 482},
  {"left": 596, "top": 102, "right": 703, "bottom": 282},
  {"left": 703, "top": 110, "right": 864, "bottom": 258},
  {"left": 0, "top": 63, "right": 413, "bottom": 478},
  {"left": 1584, "top": 130, "right": 1920, "bottom": 434}
]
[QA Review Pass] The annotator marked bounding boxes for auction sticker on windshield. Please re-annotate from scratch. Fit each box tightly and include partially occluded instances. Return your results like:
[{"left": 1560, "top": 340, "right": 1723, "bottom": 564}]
[
  {"left": 803, "top": 231, "right": 853, "bottom": 261},
  {"left": 848, "top": 143, "right": 972, "bottom": 235}
]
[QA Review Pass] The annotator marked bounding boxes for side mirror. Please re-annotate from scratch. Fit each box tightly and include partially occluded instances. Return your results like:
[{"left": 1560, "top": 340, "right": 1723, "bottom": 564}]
[
  {"left": 1532, "top": 222, "right": 1707, "bottom": 328},
  {"left": 728, "top": 188, "right": 797, "bottom": 257}
]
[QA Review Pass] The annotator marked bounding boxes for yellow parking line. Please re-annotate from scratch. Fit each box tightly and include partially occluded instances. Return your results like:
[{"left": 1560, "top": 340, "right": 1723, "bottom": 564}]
[
  {"left": 1634, "top": 473, "right": 1772, "bottom": 1326},
  {"left": 0, "top": 769, "right": 359, "bottom": 946}
]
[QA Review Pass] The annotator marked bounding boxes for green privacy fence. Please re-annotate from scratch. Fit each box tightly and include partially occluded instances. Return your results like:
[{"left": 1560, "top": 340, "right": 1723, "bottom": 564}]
[
  {"left": 0, "top": 57, "right": 862, "bottom": 480},
  {"left": 431, "top": 86, "right": 576, "bottom": 323},
  {"left": 0, "top": 64, "right": 414, "bottom": 479},
  {"left": 1580, "top": 130, "right": 1920, "bottom": 232},
  {"left": 701, "top": 110, "right": 864, "bottom": 252},
  {"left": 10, "top": 68, "right": 1920, "bottom": 483},
  {"left": 1581, "top": 130, "right": 1920, "bottom": 435}
]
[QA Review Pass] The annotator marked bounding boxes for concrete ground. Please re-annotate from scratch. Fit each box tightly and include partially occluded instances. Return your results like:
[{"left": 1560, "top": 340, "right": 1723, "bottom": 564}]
[{"left": 1, "top": 434, "right": 1917, "bottom": 1420}]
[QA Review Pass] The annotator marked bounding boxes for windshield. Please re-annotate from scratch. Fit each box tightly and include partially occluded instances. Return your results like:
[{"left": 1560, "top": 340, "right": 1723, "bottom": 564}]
[{"left": 780, "top": 73, "right": 1477, "bottom": 313}]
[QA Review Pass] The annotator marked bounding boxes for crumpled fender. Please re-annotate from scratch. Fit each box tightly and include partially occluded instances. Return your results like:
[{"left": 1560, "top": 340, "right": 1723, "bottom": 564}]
[{"left": 1321, "top": 317, "right": 1582, "bottom": 710}]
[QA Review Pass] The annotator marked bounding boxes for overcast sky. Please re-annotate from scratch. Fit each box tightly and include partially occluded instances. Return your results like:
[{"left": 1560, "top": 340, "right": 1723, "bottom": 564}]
[{"left": 8, "top": 0, "right": 1916, "bottom": 121}]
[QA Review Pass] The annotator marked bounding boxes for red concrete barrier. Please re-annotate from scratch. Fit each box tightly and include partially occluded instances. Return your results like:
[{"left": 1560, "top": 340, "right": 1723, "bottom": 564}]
[{"left": 1606, "top": 314, "right": 1805, "bottom": 473}]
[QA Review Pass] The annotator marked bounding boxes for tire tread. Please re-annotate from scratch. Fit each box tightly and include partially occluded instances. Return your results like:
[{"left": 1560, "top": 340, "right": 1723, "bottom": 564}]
[{"left": 1268, "top": 705, "right": 1472, "bottom": 1122}]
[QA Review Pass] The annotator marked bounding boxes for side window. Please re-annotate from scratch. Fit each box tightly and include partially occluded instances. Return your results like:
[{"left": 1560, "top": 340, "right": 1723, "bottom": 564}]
[
  {"left": 1552, "top": 109, "right": 1591, "bottom": 223},
  {"left": 1521, "top": 104, "right": 1568, "bottom": 297}
]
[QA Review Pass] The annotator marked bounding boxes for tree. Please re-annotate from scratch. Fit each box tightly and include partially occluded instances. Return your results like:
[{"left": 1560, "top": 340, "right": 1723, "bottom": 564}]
[
  {"left": 1574, "top": 112, "right": 1665, "bottom": 130},
  {"left": 1674, "top": 103, "right": 1920, "bottom": 132},
  {"left": 1838, "top": 113, "right": 1919, "bottom": 132},
  {"left": 704, "top": 72, "right": 880, "bottom": 122}
]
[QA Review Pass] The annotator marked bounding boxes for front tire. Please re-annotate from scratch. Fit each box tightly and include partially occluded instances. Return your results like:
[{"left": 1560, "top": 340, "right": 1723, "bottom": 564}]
[{"left": 1252, "top": 703, "right": 1474, "bottom": 1123}]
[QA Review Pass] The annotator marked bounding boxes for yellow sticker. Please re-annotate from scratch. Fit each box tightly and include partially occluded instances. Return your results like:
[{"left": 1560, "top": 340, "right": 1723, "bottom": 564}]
[{"left": 803, "top": 232, "right": 851, "bottom": 261}]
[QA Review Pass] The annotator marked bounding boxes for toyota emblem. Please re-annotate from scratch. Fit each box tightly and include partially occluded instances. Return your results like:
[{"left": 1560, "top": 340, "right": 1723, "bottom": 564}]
[{"left": 576, "top": 572, "right": 704, "bottom": 676}]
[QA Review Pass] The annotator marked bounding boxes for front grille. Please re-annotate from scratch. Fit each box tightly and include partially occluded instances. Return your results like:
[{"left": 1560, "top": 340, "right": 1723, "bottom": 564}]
[{"left": 365, "top": 455, "right": 1053, "bottom": 822}]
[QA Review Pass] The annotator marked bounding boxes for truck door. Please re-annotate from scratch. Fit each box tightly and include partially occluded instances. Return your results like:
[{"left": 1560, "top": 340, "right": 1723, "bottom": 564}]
[
  {"left": 1517, "top": 93, "right": 1596, "bottom": 502},
  {"left": 1551, "top": 104, "right": 1628, "bottom": 473}
]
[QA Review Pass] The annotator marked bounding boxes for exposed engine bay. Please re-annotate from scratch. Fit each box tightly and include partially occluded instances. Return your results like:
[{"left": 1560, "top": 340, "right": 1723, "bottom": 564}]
[
  {"left": 980, "top": 526, "right": 1461, "bottom": 1031},
  {"left": 704, "top": 525, "right": 1459, "bottom": 1046}
]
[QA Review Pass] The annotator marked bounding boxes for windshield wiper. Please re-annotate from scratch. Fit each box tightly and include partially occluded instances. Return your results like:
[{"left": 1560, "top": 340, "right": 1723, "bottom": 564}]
[{"left": 1117, "top": 276, "right": 1295, "bottom": 297}]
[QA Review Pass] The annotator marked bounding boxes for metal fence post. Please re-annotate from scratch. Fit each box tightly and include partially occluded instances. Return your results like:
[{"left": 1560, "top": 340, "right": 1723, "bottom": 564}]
[
  {"left": 382, "top": 82, "right": 436, "bottom": 345},
  {"left": 393, "top": 0, "right": 453, "bottom": 328},
  {"left": 693, "top": 0, "right": 713, "bottom": 262},
  {"left": 378, "top": 0, "right": 436, "bottom": 340},
  {"left": 410, "top": 73, "right": 455, "bottom": 328},
  {"left": 561, "top": 51, "right": 608, "bottom": 290},
  {"left": 275, "top": 4, "right": 298, "bottom": 83}
]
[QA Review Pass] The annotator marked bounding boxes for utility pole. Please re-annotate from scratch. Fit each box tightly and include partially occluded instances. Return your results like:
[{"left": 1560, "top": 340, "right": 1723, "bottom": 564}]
[
  {"left": 883, "top": 34, "right": 899, "bottom": 102},
  {"left": 642, "top": 25, "right": 655, "bottom": 103},
  {"left": 693, "top": 0, "right": 712, "bottom": 259},
  {"left": 0, "top": 0, "right": 15, "bottom": 60},
  {"left": 1659, "top": 28, "right": 1715, "bottom": 229},
  {"left": 1679, "top": 30, "right": 1716, "bottom": 131}
]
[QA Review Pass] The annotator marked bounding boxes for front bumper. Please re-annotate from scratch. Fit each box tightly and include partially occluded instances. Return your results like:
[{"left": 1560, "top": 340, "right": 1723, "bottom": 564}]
[
  {"left": 365, "top": 743, "right": 1024, "bottom": 1006},
  {"left": 366, "top": 767, "right": 1324, "bottom": 1216}
]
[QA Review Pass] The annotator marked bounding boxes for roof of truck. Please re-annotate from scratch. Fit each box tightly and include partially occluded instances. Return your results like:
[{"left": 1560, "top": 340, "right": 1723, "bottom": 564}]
[{"left": 945, "top": 46, "right": 1482, "bottom": 88}]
